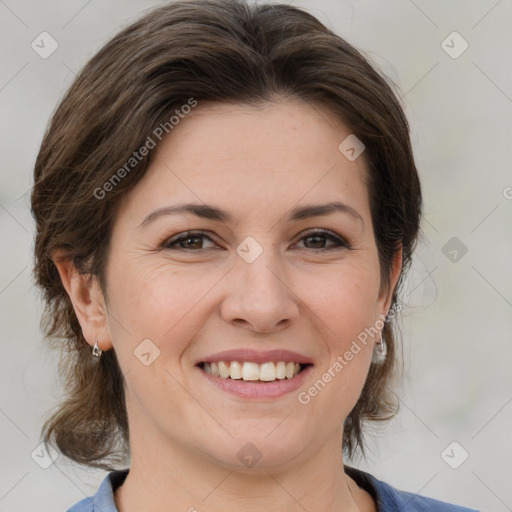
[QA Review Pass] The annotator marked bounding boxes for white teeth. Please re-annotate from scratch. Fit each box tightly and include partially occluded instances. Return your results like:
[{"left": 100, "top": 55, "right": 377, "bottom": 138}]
[
  {"left": 276, "top": 361, "right": 286, "bottom": 379},
  {"left": 202, "top": 360, "right": 304, "bottom": 381},
  {"left": 259, "top": 362, "right": 276, "bottom": 381},
  {"left": 242, "top": 362, "right": 260, "bottom": 381},
  {"left": 229, "top": 361, "right": 242, "bottom": 379},
  {"left": 218, "top": 360, "right": 230, "bottom": 378}
]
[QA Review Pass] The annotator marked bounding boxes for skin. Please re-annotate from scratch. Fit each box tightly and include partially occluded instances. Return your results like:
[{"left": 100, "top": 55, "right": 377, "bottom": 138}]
[{"left": 54, "top": 98, "right": 402, "bottom": 512}]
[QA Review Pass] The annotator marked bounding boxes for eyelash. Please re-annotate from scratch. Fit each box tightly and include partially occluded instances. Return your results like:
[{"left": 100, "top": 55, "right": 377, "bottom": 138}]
[{"left": 161, "top": 229, "right": 350, "bottom": 252}]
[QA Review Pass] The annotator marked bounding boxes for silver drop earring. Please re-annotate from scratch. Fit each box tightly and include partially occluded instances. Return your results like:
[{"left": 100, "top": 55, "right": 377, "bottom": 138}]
[
  {"left": 92, "top": 338, "right": 103, "bottom": 359},
  {"left": 371, "top": 332, "right": 387, "bottom": 364}
]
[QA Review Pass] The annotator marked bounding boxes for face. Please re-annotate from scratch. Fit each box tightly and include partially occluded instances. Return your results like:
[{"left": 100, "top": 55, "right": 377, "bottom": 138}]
[{"left": 69, "top": 99, "right": 400, "bottom": 472}]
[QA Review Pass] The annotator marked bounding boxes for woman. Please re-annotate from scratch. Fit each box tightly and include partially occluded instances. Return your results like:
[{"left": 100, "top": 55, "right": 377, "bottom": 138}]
[{"left": 30, "top": 1, "right": 479, "bottom": 510}]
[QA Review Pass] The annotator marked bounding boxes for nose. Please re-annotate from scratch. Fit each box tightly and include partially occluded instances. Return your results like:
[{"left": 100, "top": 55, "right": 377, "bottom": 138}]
[{"left": 220, "top": 246, "right": 300, "bottom": 334}]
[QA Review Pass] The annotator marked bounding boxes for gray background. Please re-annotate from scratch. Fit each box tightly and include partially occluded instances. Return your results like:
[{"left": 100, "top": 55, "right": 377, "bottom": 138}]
[{"left": 1, "top": 1, "right": 511, "bottom": 511}]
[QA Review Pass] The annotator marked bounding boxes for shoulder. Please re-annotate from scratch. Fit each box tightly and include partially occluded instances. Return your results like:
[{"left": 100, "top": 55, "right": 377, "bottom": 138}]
[
  {"left": 345, "top": 466, "right": 480, "bottom": 512},
  {"left": 66, "top": 470, "right": 128, "bottom": 512},
  {"left": 388, "top": 488, "right": 480, "bottom": 512}
]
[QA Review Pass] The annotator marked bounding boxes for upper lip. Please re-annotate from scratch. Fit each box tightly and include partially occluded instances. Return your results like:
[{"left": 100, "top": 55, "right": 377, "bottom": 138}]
[{"left": 196, "top": 349, "right": 314, "bottom": 365}]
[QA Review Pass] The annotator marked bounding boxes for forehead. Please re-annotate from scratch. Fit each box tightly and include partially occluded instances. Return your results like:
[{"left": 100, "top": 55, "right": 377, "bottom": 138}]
[
  {"left": 162, "top": 99, "right": 357, "bottom": 163},
  {"left": 117, "top": 99, "right": 371, "bottom": 227}
]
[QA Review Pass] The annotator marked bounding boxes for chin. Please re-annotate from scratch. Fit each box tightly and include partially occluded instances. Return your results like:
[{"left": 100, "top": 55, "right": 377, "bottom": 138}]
[{"left": 196, "top": 422, "right": 312, "bottom": 472}]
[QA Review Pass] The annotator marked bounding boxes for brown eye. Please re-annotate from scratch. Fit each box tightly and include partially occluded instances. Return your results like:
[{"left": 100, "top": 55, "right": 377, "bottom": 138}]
[
  {"left": 295, "top": 229, "right": 349, "bottom": 251},
  {"left": 161, "top": 229, "right": 349, "bottom": 252},
  {"left": 162, "top": 231, "right": 216, "bottom": 250}
]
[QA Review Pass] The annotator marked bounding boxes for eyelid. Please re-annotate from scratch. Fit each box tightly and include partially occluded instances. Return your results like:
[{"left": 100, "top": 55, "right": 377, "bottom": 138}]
[
  {"left": 162, "top": 230, "right": 214, "bottom": 248},
  {"left": 161, "top": 228, "right": 350, "bottom": 251},
  {"left": 295, "top": 228, "right": 350, "bottom": 249}
]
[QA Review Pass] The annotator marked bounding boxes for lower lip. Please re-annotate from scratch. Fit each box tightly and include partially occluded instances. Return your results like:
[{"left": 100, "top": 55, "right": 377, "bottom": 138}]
[{"left": 197, "top": 365, "right": 313, "bottom": 399}]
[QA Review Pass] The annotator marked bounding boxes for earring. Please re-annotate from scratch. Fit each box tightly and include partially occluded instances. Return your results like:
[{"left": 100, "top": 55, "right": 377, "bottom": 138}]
[
  {"left": 92, "top": 338, "right": 103, "bottom": 359},
  {"left": 371, "top": 331, "right": 387, "bottom": 365}
]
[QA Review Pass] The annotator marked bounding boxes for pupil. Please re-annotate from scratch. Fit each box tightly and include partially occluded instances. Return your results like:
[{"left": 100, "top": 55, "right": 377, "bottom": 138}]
[
  {"left": 183, "top": 236, "right": 201, "bottom": 249},
  {"left": 307, "top": 236, "right": 324, "bottom": 248}
]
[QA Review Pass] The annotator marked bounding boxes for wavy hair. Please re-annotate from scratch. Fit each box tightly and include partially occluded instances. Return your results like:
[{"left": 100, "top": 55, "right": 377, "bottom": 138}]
[{"left": 31, "top": 0, "right": 422, "bottom": 470}]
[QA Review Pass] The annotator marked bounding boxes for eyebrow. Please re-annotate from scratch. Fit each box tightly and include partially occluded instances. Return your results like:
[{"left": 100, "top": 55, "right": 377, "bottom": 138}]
[{"left": 138, "top": 201, "right": 364, "bottom": 228}]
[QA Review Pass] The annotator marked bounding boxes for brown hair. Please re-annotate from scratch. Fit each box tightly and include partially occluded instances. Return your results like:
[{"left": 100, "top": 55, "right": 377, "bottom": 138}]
[{"left": 31, "top": 0, "right": 422, "bottom": 470}]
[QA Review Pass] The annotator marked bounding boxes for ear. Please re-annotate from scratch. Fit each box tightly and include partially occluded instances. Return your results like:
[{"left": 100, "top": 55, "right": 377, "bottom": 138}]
[
  {"left": 377, "top": 244, "right": 403, "bottom": 319},
  {"left": 52, "top": 249, "right": 112, "bottom": 352}
]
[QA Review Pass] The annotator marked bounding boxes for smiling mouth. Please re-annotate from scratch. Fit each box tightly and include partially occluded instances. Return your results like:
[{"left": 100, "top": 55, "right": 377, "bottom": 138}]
[{"left": 198, "top": 361, "right": 312, "bottom": 382}]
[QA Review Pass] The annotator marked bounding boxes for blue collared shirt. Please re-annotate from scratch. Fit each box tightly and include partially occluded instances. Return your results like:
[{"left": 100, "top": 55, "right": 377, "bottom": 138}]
[{"left": 66, "top": 466, "right": 480, "bottom": 511}]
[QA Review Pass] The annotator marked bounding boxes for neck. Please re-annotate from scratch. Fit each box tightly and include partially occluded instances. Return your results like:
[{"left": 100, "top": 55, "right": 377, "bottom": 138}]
[{"left": 114, "top": 427, "right": 366, "bottom": 512}]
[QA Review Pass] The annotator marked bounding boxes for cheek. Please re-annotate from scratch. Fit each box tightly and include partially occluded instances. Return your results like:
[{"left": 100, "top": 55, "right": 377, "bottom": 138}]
[
  {"left": 299, "top": 269, "right": 377, "bottom": 424},
  {"left": 300, "top": 261, "right": 379, "bottom": 399},
  {"left": 106, "top": 258, "right": 219, "bottom": 354},
  {"left": 305, "top": 261, "right": 381, "bottom": 339},
  {"left": 104, "top": 261, "right": 213, "bottom": 411}
]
